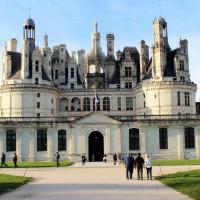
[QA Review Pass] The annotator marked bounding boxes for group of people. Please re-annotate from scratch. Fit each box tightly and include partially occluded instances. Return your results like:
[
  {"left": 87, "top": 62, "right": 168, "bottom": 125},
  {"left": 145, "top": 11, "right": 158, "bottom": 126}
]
[
  {"left": 125, "top": 153, "right": 152, "bottom": 180},
  {"left": 1, "top": 152, "right": 18, "bottom": 168}
]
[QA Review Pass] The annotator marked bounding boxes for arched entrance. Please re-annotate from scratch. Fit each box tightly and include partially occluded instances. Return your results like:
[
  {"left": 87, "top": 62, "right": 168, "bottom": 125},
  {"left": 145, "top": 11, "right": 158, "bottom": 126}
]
[{"left": 88, "top": 131, "right": 104, "bottom": 162}]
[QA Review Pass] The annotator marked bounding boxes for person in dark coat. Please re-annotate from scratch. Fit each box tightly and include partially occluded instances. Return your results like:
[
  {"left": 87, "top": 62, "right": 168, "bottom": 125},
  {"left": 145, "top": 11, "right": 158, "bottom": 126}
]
[
  {"left": 113, "top": 153, "right": 117, "bottom": 165},
  {"left": 81, "top": 154, "right": 87, "bottom": 166},
  {"left": 135, "top": 153, "right": 144, "bottom": 180},
  {"left": 56, "top": 152, "right": 60, "bottom": 167},
  {"left": 1, "top": 152, "right": 8, "bottom": 167},
  {"left": 125, "top": 153, "right": 135, "bottom": 179},
  {"left": 13, "top": 153, "right": 18, "bottom": 168}
]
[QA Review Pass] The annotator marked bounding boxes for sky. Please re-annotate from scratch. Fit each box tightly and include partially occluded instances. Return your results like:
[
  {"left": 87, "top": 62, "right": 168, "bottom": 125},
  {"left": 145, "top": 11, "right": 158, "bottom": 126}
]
[{"left": 0, "top": 0, "right": 200, "bottom": 99}]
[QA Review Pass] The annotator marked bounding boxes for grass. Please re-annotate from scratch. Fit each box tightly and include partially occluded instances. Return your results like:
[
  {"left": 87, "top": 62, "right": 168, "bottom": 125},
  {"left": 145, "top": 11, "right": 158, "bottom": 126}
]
[
  {"left": 0, "top": 174, "right": 31, "bottom": 195},
  {"left": 3, "top": 161, "right": 73, "bottom": 168},
  {"left": 156, "top": 169, "right": 200, "bottom": 200},
  {"left": 152, "top": 159, "right": 200, "bottom": 166}
]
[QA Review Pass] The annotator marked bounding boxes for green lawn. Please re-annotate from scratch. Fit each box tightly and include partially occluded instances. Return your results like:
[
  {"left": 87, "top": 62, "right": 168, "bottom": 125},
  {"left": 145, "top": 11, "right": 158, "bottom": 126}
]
[
  {"left": 156, "top": 169, "right": 200, "bottom": 200},
  {"left": 0, "top": 174, "right": 31, "bottom": 195},
  {"left": 153, "top": 159, "right": 200, "bottom": 166},
  {"left": 3, "top": 161, "right": 73, "bottom": 168}
]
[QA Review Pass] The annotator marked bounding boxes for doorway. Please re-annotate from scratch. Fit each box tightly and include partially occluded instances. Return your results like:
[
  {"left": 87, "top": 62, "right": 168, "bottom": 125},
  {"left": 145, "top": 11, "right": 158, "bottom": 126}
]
[{"left": 88, "top": 131, "right": 104, "bottom": 162}]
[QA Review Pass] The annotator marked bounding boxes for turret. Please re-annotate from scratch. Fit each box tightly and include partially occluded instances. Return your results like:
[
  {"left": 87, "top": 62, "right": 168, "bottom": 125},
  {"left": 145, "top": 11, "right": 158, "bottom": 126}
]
[
  {"left": 91, "top": 21, "right": 101, "bottom": 55},
  {"left": 106, "top": 33, "right": 114, "bottom": 57},
  {"left": 152, "top": 17, "right": 170, "bottom": 78}
]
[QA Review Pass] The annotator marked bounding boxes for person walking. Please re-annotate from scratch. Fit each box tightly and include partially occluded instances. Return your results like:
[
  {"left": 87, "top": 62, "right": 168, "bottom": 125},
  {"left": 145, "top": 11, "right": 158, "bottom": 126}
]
[
  {"left": 56, "top": 152, "right": 60, "bottom": 167},
  {"left": 1, "top": 152, "right": 8, "bottom": 167},
  {"left": 125, "top": 153, "right": 135, "bottom": 179},
  {"left": 13, "top": 153, "right": 18, "bottom": 168},
  {"left": 81, "top": 154, "right": 87, "bottom": 166},
  {"left": 145, "top": 155, "right": 153, "bottom": 180},
  {"left": 135, "top": 153, "right": 144, "bottom": 180},
  {"left": 113, "top": 153, "right": 117, "bottom": 165}
]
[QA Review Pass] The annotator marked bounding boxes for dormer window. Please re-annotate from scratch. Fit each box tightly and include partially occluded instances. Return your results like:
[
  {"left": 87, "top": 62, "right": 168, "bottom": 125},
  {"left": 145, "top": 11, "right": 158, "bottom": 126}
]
[{"left": 179, "top": 60, "right": 184, "bottom": 71}]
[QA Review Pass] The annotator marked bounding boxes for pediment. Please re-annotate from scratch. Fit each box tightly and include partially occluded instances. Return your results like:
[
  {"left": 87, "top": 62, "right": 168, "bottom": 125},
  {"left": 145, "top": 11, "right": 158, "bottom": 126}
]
[{"left": 73, "top": 112, "right": 121, "bottom": 125}]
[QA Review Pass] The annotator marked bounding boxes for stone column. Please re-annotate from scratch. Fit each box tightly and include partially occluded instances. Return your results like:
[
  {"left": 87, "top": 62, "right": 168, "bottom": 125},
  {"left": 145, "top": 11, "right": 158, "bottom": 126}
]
[
  {"left": 105, "top": 127, "right": 111, "bottom": 155},
  {"left": 0, "top": 128, "right": 5, "bottom": 153},
  {"left": 140, "top": 128, "right": 146, "bottom": 155},
  {"left": 47, "top": 129, "right": 54, "bottom": 161},
  {"left": 177, "top": 129, "right": 184, "bottom": 159},
  {"left": 29, "top": 129, "right": 35, "bottom": 161},
  {"left": 114, "top": 127, "right": 121, "bottom": 153},
  {"left": 195, "top": 129, "right": 200, "bottom": 159},
  {"left": 16, "top": 129, "right": 22, "bottom": 161}
]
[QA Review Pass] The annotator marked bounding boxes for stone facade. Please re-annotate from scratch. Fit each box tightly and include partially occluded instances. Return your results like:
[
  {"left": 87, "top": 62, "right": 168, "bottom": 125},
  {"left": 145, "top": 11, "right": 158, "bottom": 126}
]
[{"left": 0, "top": 17, "right": 199, "bottom": 161}]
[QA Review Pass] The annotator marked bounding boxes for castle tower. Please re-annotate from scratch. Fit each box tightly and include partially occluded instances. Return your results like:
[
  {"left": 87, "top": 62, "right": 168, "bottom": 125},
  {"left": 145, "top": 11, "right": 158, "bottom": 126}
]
[
  {"left": 21, "top": 18, "right": 36, "bottom": 79},
  {"left": 92, "top": 21, "right": 101, "bottom": 55},
  {"left": 106, "top": 33, "right": 114, "bottom": 57},
  {"left": 152, "top": 17, "right": 170, "bottom": 78}
]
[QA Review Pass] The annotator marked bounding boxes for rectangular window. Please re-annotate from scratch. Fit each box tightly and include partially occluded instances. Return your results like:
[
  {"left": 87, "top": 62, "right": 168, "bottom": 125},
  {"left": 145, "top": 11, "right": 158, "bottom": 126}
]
[
  {"left": 126, "top": 97, "right": 133, "bottom": 110},
  {"left": 129, "top": 128, "right": 139, "bottom": 150},
  {"left": 37, "top": 130, "right": 47, "bottom": 151},
  {"left": 37, "top": 113, "right": 40, "bottom": 117},
  {"left": 117, "top": 97, "right": 121, "bottom": 110},
  {"left": 185, "top": 127, "right": 195, "bottom": 148},
  {"left": 51, "top": 99, "right": 53, "bottom": 104},
  {"left": 37, "top": 93, "right": 40, "bottom": 98},
  {"left": 185, "top": 92, "right": 190, "bottom": 106},
  {"left": 35, "top": 65, "right": 39, "bottom": 72},
  {"left": 125, "top": 67, "right": 132, "bottom": 77},
  {"left": 6, "top": 130, "right": 16, "bottom": 152},
  {"left": 65, "top": 68, "right": 68, "bottom": 83},
  {"left": 71, "top": 83, "right": 74, "bottom": 89},
  {"left": 125, "top": 82, "right": 132, "bottom": 89},
  {"left": 55, "top": 70, "right": 58, "bottom": 80},
  {"left": 51, "top": 109, "right": 53, "bottom": 114},
  {"left": 37, "top": 102, "right": 40, "bottom": 108},
  {"left": 159, "top": 128, "right": 168, "bottom": 149},
  {"left": 71, "top": 68, "right": 74, "bottom": 78},
  {"left": 179, "top": 60, "right": 184, "bottom": 71},
  {"left": 180, "top": 76, "right": 185, "bottom": 81},
  {"left": 117, "top": 84, "right": 120, "bottom": 89},
  {"left": 177, "top": 91, "right": 181, "bottom": 106},
  {"left": 35, "top": 78, "right": 38, "bottom": 84},
  {"left": 58, "top": 130, "right": 67, "bottom": 151}
]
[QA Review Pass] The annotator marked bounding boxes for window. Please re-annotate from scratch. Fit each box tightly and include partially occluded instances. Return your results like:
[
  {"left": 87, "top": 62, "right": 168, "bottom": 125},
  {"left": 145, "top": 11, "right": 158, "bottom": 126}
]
[
  {"left": 35, "top": 78, "right": 38, "bottom": 84},
  {"left": 83, "top": 97, "right": 90, "bottom": 111},
  {"left": 35, "top": 61, "right": 39, "bottom": 65},
  {"left": 6, "top": 130, "right": 16, "bottom": 152},
  {"left": 93, "top": 98, "right": 100, "bottom": 111},
  {"left": 185, "top": 127, "right": 195, "bottom": 148},
  {"left": 117, "top": 97, "right": 121, "bottom": 110},
  {"left": 117, "top": 84, "right": 120, "bottom": 89},
  {"left": 129, "top": 128, "right": 139, "bottom": 150},
  {"left": 125, "top": 82, "right": 132, "bottom": 89},
  {"left": 58, "top": 130, "right": 66, "bottom": 151},
  {"left": 71, "top": 68, "right": 74, "bottom": 78},
  {"left": 37, "top": 130, "right": 47, "bottom": 151},
  {"left": 37, "top": 93, "right": 40, "bottom": 98},
  {"left": 55, "top": 70, "right": 58, "bottom": 80},
  {"left": 35, "top": 65, "right": 39, "bottom": 72},
  {"left": 44, "top": 53, "right": 46, "bottom": 57},
  {"left": 125, "top": 67, "right": 132, "bottom": 77},
  {"left": 51, "top": 99, "right": 53, "bottom": 104},
  {"left": 71, "top": 83, "right": 74, "bottom": 89},
  {"left": 51, "top": 109, "right": 53, "bottom": 114},
  {"left": 185, "top": 92, "right": 190, "bottom": 106},
  {"left": 37, "top": 102, "right": 40, "bottom": 108},
  {"left": 179, "top": 60, "right": 184, "bottom": 71},
  {"left": 65, "top": 68, "right": 68, "bottom": 83},
  {"left": 126, "top": 97, "right": 133, "bottom": 110},
  {"left": 37, "top": 113, "right": 40, "bottom": 117},
  {"left": 103, "top": 97, "right": 110, "bottom": 111},
  {"left": 180, "top": 76, "right": 185, "bottom": 81},
  {"left": 177, "top": 91, "right": 181, "bottom": 106},
  {"left": 159, "top": 128, "right": 168, "bottom": 149},
  {"left": 61, "top": 59, "right": 63, "bottom": 63}
]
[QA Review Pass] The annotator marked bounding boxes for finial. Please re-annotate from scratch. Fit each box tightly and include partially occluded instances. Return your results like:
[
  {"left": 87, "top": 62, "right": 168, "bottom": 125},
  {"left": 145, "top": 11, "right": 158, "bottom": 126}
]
[{"left": 159, "top": 3, "right": 162, "bottom": 17}]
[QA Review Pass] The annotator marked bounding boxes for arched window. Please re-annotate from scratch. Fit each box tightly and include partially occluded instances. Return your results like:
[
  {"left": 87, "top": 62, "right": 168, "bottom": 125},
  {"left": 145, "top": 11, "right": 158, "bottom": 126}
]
[
  {"left": 185, "top": 127, "right": 195, "bottom": 148},
  {"left": 129, "top": 128, "right": 139, "bottom": 150},
  {"left": 159, "top": 128, "right": 168, "bottom": 149},
  {"left": 83, "top": 97, "right": 90, "bottom": 111},
  {"left": 93, "top": 98, "right": 100, "bottom": 111},
  {"left": 59, "top": 98, "right": 69, "bottom": 112},
  {"left": 6, "top": 130, "right": 16, "bottom": 152},
  {"left": 71, "top": 97, "right": 81, "bottom": 111},
  {"left": 58, "top": 129, "right": 67, "bottom": 151},
  {"left": 103, "top": 97, "right": 110, "bottom": 111}
]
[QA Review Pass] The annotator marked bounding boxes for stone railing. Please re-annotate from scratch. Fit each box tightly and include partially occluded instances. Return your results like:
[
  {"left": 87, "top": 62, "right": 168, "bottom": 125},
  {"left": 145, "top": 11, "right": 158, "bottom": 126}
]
[{"left": 0, "top": 114, "right": 200, "bottom": 124}]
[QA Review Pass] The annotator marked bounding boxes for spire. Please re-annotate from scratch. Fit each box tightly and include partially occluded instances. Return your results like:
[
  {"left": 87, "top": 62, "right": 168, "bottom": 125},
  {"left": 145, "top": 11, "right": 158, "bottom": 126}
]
[{"left": 93, "top": 20, "right": 98, "bottom": 33}]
